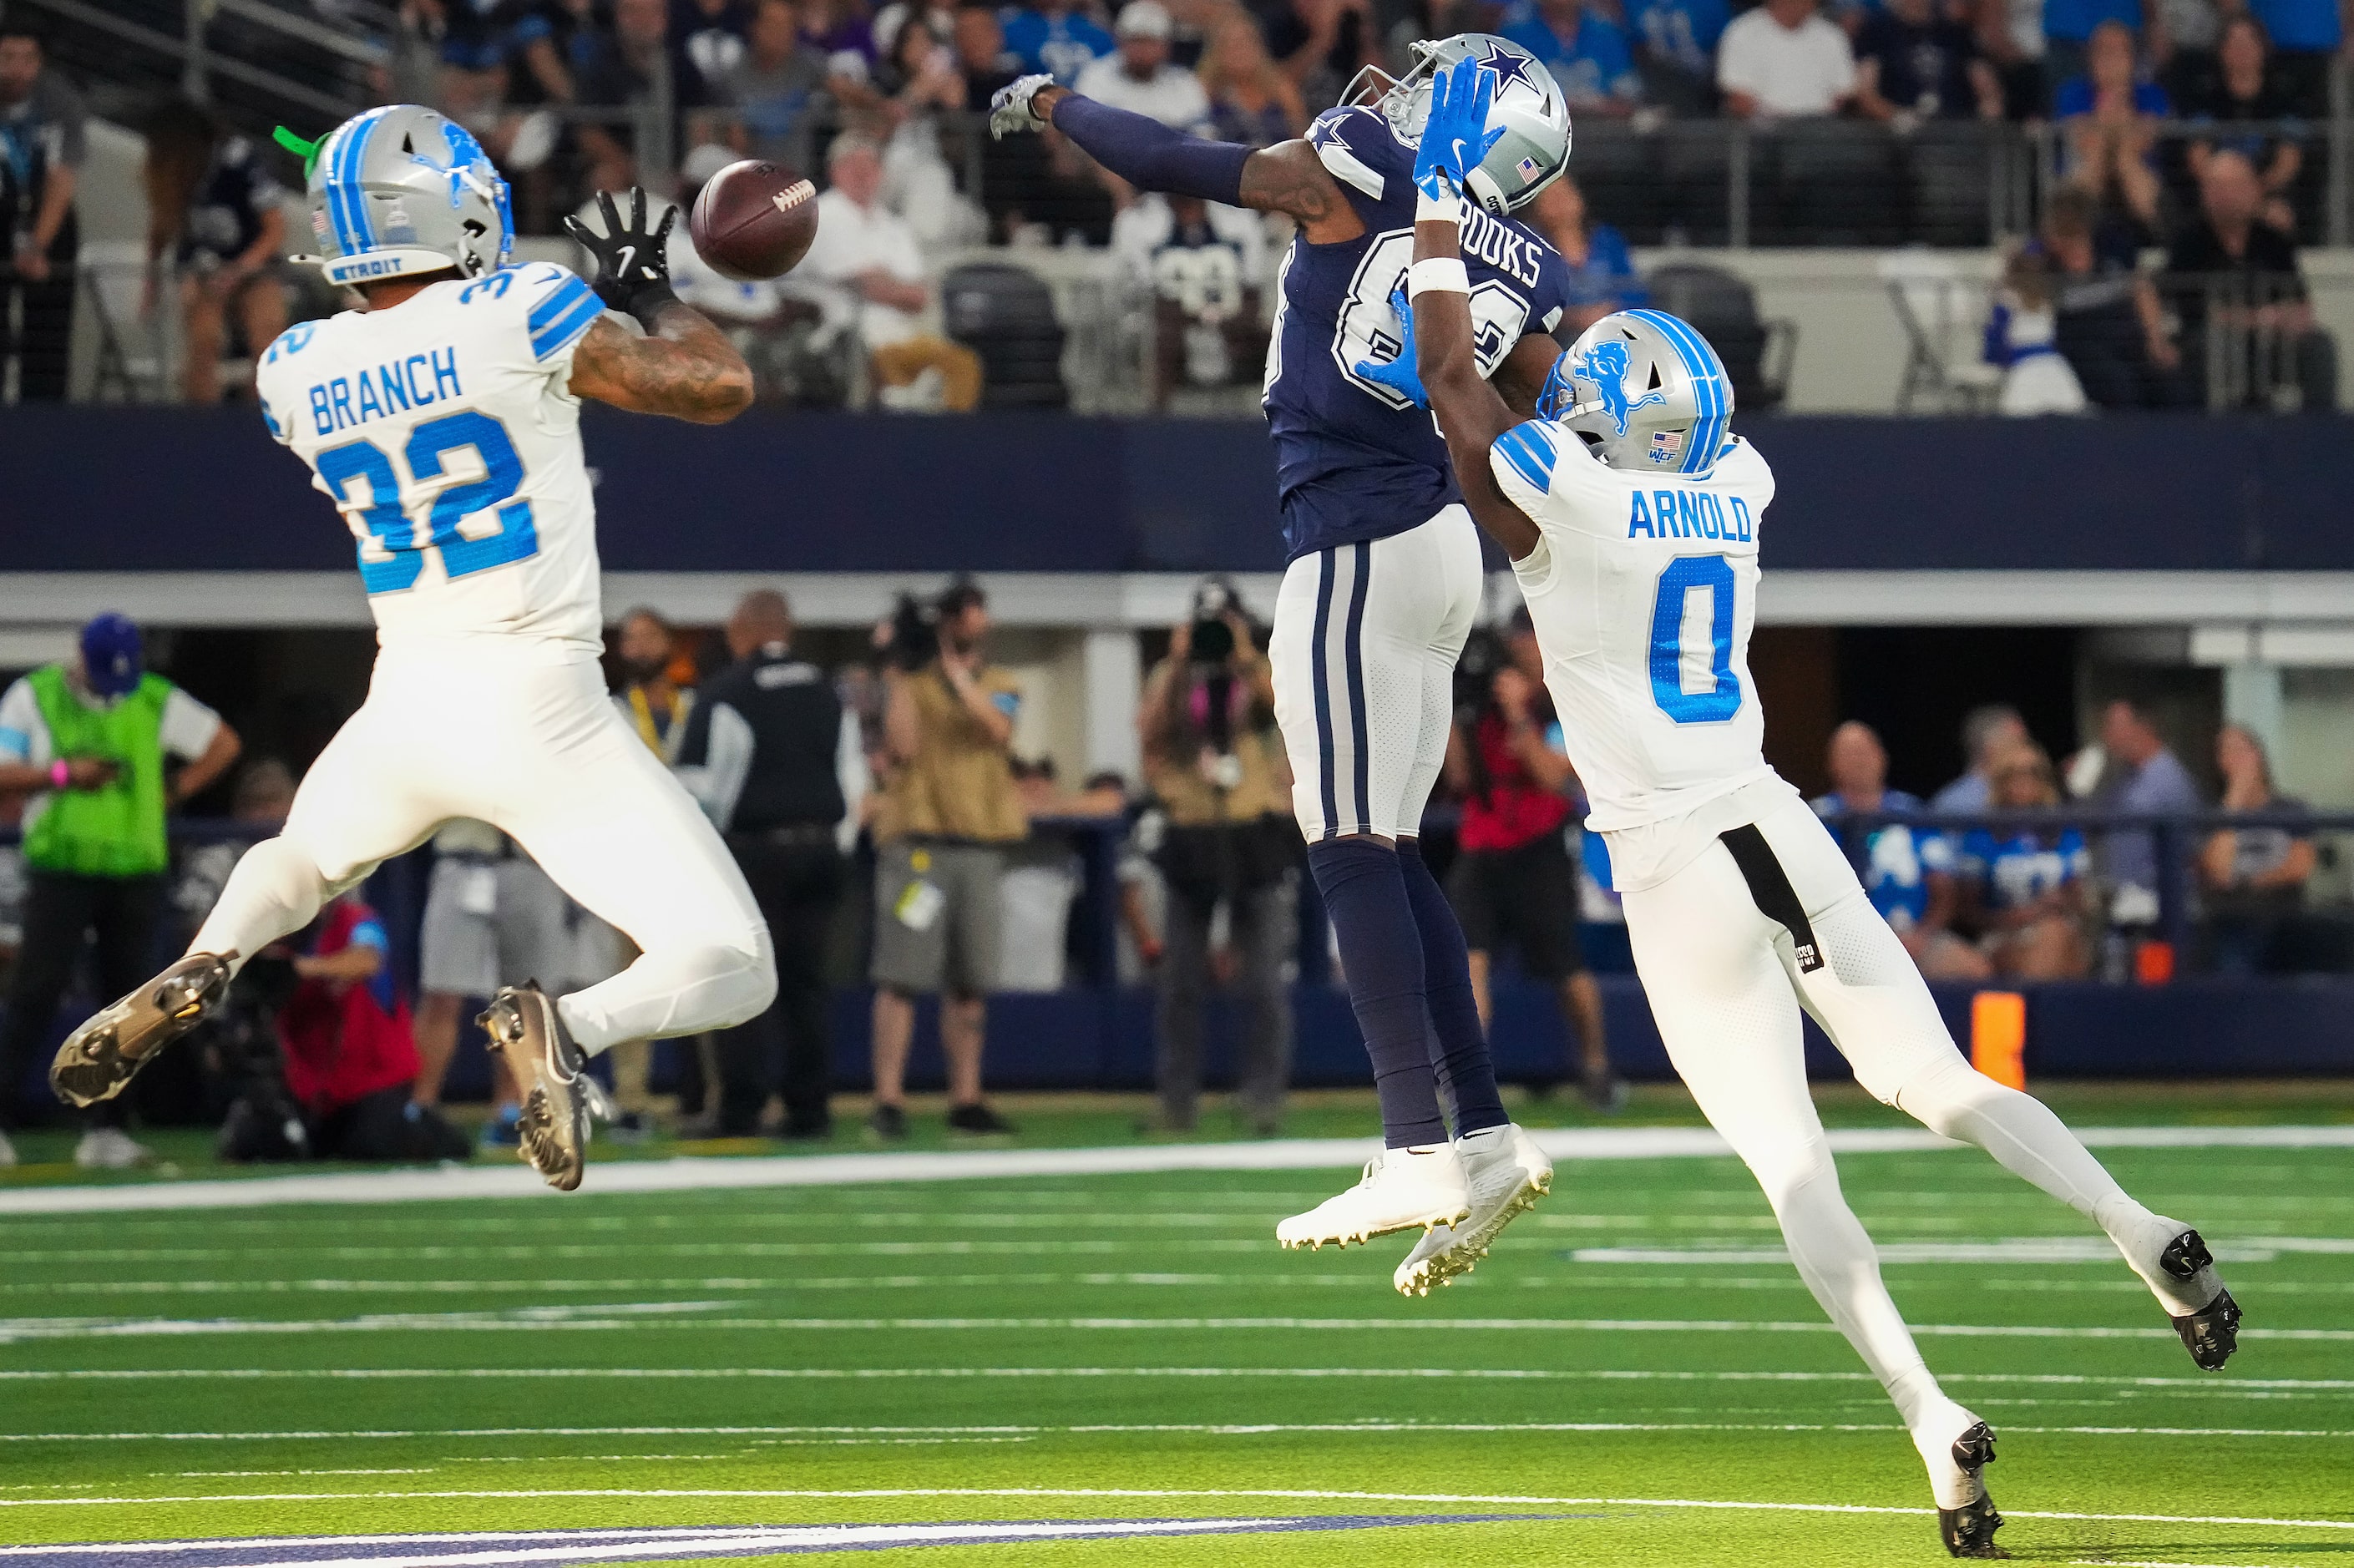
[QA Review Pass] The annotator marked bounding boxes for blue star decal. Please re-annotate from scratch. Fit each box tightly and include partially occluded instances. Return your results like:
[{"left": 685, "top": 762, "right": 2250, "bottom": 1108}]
[
  {"left": 1310, "top": 113, "right": 1350, "bottom": 151},
  {"left": 1471, "top": 38, "right": 1542, "bottom": 96}
]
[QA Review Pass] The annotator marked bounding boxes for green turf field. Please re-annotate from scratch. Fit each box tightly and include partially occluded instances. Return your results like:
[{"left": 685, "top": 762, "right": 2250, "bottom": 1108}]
[{"left": 3, "top": 1085, "right": 2351, "bottom": 1566}]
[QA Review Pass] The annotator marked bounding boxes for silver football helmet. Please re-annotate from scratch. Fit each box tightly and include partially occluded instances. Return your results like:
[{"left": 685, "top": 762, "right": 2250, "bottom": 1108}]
[
  {"left": 304, "top": 105, "right": 513, "bottom": 286},
  {"left": 1538, "top": 309, "right": 1735, "bottom": 476},
  {"left": 1347, "top": 34, "right": 1571, "bottom": 215}
]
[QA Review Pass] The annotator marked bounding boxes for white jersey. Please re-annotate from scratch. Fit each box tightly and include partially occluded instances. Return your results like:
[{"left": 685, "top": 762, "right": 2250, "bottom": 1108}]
[
  {"left": 255, "top": 262, "right": 609, "bottom": 651},
  {"left": 1491, "top": 422, "right": 1778, "bottom": 835}
]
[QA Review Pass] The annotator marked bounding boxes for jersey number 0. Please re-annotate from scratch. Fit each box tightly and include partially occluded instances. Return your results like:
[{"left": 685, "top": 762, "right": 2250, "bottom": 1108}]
[
  {"left": 1649, "top": 554, "right": 1743, "bottom": 724},
  {"left": 316, "top": 412, "right": 542, "bottom": 594}
]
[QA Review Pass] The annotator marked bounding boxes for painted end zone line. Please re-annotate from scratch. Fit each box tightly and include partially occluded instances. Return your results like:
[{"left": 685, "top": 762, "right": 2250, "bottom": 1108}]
[
  {"left": 0, "top": 1488, "right": 2349, "bottom": 1535},
  {"left": 3, "top": 1125, "right": 2351, "bottom": 1215}
]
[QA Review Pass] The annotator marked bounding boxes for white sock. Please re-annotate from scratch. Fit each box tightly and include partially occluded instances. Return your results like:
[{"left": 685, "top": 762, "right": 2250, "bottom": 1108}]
[
  {"left": 555, "top": 928, "right": 774, "bottom": 1055},
  {"left": 189, "top": 836, "right": 332, "bottom": 978}
]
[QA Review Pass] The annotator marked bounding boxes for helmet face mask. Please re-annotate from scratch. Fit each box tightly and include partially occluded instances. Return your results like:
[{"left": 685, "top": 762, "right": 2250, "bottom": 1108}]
[
  {"left": 1348, "top": 33, "right": 1572, "bottom": 215},
  {"left": 1544, "top": 310, "right": 1735, "bottom": 477},
  {"left": 307, "top": 106, "right": 514, "bottom": 287}
]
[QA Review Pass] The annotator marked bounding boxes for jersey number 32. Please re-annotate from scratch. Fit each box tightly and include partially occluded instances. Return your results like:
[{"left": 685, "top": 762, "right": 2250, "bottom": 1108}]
[{"left": 315, "top": 412, "right": 541, "bottom": 594}]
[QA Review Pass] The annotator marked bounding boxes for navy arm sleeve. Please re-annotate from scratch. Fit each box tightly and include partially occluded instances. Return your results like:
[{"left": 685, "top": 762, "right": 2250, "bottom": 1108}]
[{"left": 1049, "top": 95, "right": 1252, "bottom": 205}]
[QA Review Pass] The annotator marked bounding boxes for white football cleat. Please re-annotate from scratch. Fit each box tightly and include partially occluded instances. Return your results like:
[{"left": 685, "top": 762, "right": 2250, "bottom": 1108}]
[
  {"left": 0, "top": 1130, "right": 17, "bottom": 1168},
  {"left": 72, "top": 1127, "right": 152, "bottom": 1171},
  {"left": 1278, "top": 1144, "right": 1468, "bottom": 1250},
  {"left": 1393, "top": 1121, "right": 1552, "bottom": 1295}
]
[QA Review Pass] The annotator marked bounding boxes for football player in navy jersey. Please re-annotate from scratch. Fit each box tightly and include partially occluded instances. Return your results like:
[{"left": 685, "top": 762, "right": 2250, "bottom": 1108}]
[{"left": 995, "top": 35, "right": 1570, "bottom": 1289}]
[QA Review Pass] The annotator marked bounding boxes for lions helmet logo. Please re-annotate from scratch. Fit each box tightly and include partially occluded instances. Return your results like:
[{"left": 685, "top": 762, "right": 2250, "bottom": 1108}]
[{"left": 1572, "top": 339, "right": 1668, "bottom": 438}]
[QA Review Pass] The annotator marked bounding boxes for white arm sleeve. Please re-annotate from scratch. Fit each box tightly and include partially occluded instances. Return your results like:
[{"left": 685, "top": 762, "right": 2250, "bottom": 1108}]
[
  {"left": 158, "top": 686, "right": 225, "bottom": 761},
  {"left": 0, "top": 679, "right": 46, "bottom": 764},
  {"left": 836, "top": 706, "right": 871, "bottom": 856},
  {"left": 678, "top": 701, "right": 757, "bottom": 832}
]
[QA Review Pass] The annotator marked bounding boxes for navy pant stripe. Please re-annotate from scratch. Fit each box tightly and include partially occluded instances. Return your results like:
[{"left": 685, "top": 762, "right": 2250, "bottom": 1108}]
[
  {"left": 1311, "top": 548, "right": 1339, "bottom": 840},
  {"left": 1344, "top": 539, "right": 1373, "bottom": 837}
]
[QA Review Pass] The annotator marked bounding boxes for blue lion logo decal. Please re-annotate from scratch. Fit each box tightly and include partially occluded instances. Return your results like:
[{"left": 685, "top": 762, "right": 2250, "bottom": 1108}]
[{"left": 1573, "top": 340, "right": 1668, "bottom": 437}]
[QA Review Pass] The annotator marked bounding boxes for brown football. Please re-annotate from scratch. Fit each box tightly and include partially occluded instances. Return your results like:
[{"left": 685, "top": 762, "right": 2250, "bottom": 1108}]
[{"left": 688, "top": 160, "right": 819, "bottom": 282}]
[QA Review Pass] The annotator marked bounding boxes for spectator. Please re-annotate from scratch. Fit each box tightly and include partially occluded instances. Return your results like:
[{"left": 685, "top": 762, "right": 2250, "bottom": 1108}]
[
  {"left": 2088, "top": 695, "right": 2203, "bottom": 930},
  {"left": 1853, "top": 0, "right": 2004, "bottom": 121},
  {"left": 220, "top": 893, "right": 473, "bottom": 1163},
  {"left": 2056, "top": 19, "right": 2169, "bottom": 233},
  {"left": 803, "top": 134, "right": 985, "bottom": 410},
  {"left": 868, "top": 581, "right": 1024, "bottom": 1141},
  {"left": 591, "top": 606, "right": 700, "bottom": 1135},
  {"left": 1506, "top": 0, "right": 1643, "bottom": 114},
  {"left": 873, "top": 0, "right": 957, "bottom": 58},
  {"left": 2167, "top": 147, "right": 2338, "bottom": 410},
  {"left": 409, "top": 820, "right": 574, "bottom": 1146},
  {"left": 2041, "top": 0, "right": 2149, "bottom": 97},
  {"left": 2182, "top": 16, "right": 2304, "bottom": 235},
  {"left": 1985, "top": 246, "right": 2094, "bottom": 414},
  {"left": 1931, "top": 702, "right": 2029, "bottom": 812},
  {"left": 575, "top": 0, "right": 707, "bottom": 194},
  {"left": 1002, "top": 0, "right": 1116, "bottom": 84},
  {"left": 1136, "top": 580, "right": 1296, "bottom": 1136},
  {"left": 1717, "top": 0, "right": 1858, "bottom": 119},
  {"left": 1114, "top": 192, "right": 1268, "bottom": 406},
  {"left": 1627, "top": 0, "right": 1731, "bottom": 112},
  {"left": 870, "top": 23, "right": 991, "bottom": 250},
  {"left": 1976, "top": 0, "right": 2049, "bottom": 115},
  {"left": 1811, "top": 721, "right": 1990, "bottom": 980},
  {"left": 1261, "top": 0, "right": 1378, "bottom": 111},
  {"left": 2198, "top": 722, "right": 2313, "bottom": 974},
  {"left": 1955, "top": 744, "right": 2093, "bottom": 979},
  {"left": 1074, "top": 1, "right": 1212, "bottom": 128},
  {"left": 2155, "top": 0, "right": 2226, "bottom": 103},
  {"left": 1525, "top": 175, "right": 1645, "bottom": 336},
  {"left": 2246, "top": 0, "right": 2336, "bottom": 114},
  {"left": 1442, "top": 613, "right": 1621, "bottom": 1112},
  {"left": 1197, "top": 13, "right": 1307, "bottom": 145},
  {"left": 676, "top": 0, "right": 755, "bottom": 98},
  {"left": 676, "top": 590, "right": 863, "bottom": 1141},
  {"left": 798, "top": 0, "right": 876, "bottom": 61},
  {"left": 2037, "top": 185, "right": 2185, "bottom": 408},
  {"left": 721, "top": 0, "right": 833, "bottom": 172},
  {"left": 142, "top": 100, "right": 288, "bottom": 407},
  {"left": 0, "top": 615, "right": 241, "bottom": 1169},
  {"left": 0, "top": 20, "right": 85, "bottom": 402}
]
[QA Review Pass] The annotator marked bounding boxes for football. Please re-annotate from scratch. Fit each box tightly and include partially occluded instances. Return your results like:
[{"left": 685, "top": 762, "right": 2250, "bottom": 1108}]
[{"left": 687, "top": 160, "right": 819, "bottom": 282}]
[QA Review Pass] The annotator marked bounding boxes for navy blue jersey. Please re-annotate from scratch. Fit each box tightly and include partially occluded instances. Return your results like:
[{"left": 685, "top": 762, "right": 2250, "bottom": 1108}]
[{"left": 1262, "top": 104, "right": 1572, "bottom": 562}]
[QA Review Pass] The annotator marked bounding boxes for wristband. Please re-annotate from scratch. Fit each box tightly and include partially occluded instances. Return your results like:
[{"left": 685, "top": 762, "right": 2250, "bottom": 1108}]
[
  {"left": 49, "top": 760, "right": 68, "bottom": 789},
  {"left": 1415, "top": 187, "right": 1462, "bottom": 225},
  {"left": 1406, "top": 258, "right": 1470, "bottom": 299}
]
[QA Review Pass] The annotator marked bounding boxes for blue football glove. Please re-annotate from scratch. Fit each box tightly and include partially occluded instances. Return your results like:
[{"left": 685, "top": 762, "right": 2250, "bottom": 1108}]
[
  {"left": 1353, "top": 282, "right": 1428, "bottom": 407},
  {"left": 1413, "top": 52, "right": 1503, "bottom": 206}
]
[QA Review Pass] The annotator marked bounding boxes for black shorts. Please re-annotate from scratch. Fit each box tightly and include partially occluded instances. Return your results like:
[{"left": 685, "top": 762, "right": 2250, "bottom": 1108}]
[{"left": 1446, "top": 831, "right": 1586, "bottom": 982}]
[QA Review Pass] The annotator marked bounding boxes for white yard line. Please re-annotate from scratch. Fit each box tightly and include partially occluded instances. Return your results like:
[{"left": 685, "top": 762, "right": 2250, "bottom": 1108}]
[
  {"left": 3, "top": 1125, "right": 2350, "bottom": 1215},
  {"left": 0, "top": 1487, "right": 2349, "bottom": 1533}
]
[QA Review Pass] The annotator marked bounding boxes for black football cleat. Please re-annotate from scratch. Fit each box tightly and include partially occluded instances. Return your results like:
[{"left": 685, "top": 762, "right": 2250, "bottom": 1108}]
[
  {"left": 2160, "top": 1229, "right": 2241, "bottom": 1370},
  {"left": 1937, "top": 1422, "right": 2008, "bottom": 1559},
  {"left": 50, "top": 952, "right": 236, "bottom": 1108}
]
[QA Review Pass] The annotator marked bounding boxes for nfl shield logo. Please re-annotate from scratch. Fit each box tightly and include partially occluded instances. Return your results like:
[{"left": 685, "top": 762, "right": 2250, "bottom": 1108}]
[{"left": 1648, "top": 429, "right": 1684, "bottom": 464}]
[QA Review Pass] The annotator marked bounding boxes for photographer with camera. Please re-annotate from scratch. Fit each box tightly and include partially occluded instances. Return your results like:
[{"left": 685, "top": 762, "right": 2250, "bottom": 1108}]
[
  {"left": 1137, "top": 579, "right": 1296, "bottom": 1136},
  {"left": 216, "top": 892, "right": 470, "bottom": 1164},
  {"left": 867, "top": 581, "right": 1025, "bottom": 1141},
  {"left": 1442, "top": 609, "right": 1622, "bottom": 1114}
]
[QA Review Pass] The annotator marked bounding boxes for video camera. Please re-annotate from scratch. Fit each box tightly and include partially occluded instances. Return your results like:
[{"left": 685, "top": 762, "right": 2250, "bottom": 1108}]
[
  {"left": 209, "top": 948, "right": 312, "bottom": 1163},
  {"left": 878, "top": 592, "right": 939, "bottom": 672},
  {"left": 1187, "top": 578, "right": 1240, "bottom": 668}
]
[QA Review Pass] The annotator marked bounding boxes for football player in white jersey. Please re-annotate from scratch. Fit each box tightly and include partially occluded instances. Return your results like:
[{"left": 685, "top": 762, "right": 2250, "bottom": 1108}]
[
  {"left": 1393, "top": 58, "right": 2241, "bottom": 1557},
  {"left": 48, "top": 107, "right": 776, "bottom": 1192}
]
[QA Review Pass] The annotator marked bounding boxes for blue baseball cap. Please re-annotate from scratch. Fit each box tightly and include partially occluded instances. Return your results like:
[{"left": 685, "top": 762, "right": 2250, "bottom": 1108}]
[{"left": 79, "top": 613, "right": 143, "bottom": 700}]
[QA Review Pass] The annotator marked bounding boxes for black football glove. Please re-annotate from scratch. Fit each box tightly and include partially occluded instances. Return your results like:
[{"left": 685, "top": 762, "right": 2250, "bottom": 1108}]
[{"left": 563, "top": 187, "right": 677, "bottom": 326}]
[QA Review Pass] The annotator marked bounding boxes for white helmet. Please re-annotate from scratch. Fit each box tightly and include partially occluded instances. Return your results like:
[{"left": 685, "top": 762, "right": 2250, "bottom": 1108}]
[
  {"left": 1538, "top": 309, "right": 1735, "bottom": 476},
  {"left": 303, "top": 105, "right": 514, "bottom": 286},
  {"left": 1347, "top": 34, "right": 1571, "bottom": 215}
]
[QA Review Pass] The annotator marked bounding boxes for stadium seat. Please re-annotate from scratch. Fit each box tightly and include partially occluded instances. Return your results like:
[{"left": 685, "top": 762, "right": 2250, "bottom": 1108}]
[
  {"left": 1905, "top": 121, "right": 1998, "bottom": 248},
  {"left": 1659, "top": 119, "right": 1742, "bottom": 246},
  {"left": 1571, "top": 121, "right": 1668, "bottom": 245},
  {"left": 1767, "top": 120, "right": 1906, "bottom": 246},
  {"left": 941, "top": 261, "right": 1071, "bottom": 411},
  {"left": 1645, "top": 261, "right": 1795, "bottom": 412}
]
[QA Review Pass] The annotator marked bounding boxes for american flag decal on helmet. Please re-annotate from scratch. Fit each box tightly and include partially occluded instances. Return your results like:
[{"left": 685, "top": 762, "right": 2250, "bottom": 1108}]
[
  {"left": 1516, "top": 155, "right": 1541, "bottom": 179},
  {"left": 1648, "top": 428, "right": 1684, "bottom": 463}
]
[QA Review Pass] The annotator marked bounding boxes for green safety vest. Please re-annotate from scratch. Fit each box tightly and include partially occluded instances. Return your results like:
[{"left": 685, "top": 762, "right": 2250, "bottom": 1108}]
[{"left": 23, "top": 665, "right": 175, "bottom": 878}]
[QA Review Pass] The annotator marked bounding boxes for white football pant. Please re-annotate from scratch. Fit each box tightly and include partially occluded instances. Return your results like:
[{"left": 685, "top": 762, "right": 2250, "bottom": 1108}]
[{"left": 192, "top": 642, "right": 774, "bottom": 1052}]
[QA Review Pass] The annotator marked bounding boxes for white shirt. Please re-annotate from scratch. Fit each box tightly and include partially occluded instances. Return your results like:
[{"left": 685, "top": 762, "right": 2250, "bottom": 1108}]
[
  {"left": 801, "top": 187, "right": 929, "bottom": 347},
  {"left": 1072, "top": 55, "right": 1210, "bottom": 129},
  {"left": 254, "top": 262, "right": 610, "bottom": 652},
  {"left": 1715, "top": 9, "right": 1856, "bottom": 116},
  {"left": 1491, "top": 427, "right": 1778, "bottom": 836},
  {"left": 1110, "top": 193, "right": 1268, "bottom": 311}
]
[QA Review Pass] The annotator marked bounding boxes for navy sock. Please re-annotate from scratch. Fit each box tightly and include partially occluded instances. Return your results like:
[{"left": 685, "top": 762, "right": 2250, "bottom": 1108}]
[
  {"left": 1307, "top": 837, "right": 1447, "bottom": 1148},
  {"left": 1398, "top": 837, "right": 1509, "bottom": 1137}
]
